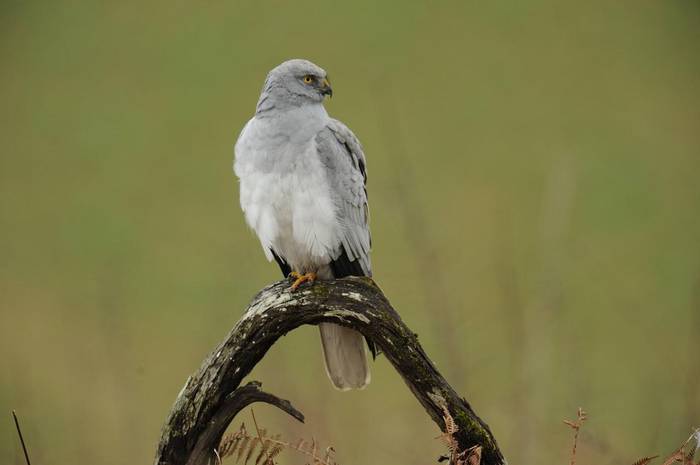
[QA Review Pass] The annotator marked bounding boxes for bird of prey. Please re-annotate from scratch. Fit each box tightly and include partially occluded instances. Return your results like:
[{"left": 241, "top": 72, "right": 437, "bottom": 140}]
[{"left": 234, "top": 59, "right": 372, "bottom": 390}]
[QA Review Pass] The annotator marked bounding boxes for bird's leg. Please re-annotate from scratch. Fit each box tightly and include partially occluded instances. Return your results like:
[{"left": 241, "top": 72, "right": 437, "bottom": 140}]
[{"left": 289, "top": 271, "right": 317, "bottom": 291}]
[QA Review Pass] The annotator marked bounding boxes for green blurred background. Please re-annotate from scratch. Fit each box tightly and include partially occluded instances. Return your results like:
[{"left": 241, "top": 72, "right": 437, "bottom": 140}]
[{"left": 1, "top": 1, "right": 699, "bottom": 464}]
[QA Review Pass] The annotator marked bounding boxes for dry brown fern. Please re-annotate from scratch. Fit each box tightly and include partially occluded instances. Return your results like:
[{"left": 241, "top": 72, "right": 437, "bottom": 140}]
[
  {"left": 434, "top": 403, "right": 481, "bottom": 465},
  {"left": 560, "top": 407, "right": 698, "bottom": 465},
  {"left": 216, "top": 410, "right": 338, "bottom": 465},
  {"left": 436, "top": 403, "right": 459, "bottom": 457},
  {"left": 627, "top": 428, "right": 700, "bottom": 465},
  {"left": 658, "top": 428, "right": 700, "bottom": 465},
  {"left": 631, "top": 456, "right": 660, "bottom": 465}
]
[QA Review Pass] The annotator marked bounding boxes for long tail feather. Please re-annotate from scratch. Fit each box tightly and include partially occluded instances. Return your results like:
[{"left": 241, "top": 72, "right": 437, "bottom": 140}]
[{"left": 319, "top": 323, "right": 370, "bottom": 390}]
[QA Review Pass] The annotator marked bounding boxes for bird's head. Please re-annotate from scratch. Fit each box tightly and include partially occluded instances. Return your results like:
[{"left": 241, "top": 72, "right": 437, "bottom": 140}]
[{"left": 256, "top": 59, "right": 333, "bottom": 113}]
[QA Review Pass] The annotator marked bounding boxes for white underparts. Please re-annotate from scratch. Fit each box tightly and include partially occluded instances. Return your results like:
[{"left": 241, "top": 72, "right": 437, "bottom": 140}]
[{"left": 235, "top": 105, "right": 341, "bottom": 273}]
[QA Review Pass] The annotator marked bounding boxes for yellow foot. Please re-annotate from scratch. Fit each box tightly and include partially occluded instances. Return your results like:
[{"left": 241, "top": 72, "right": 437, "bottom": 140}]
[{"left": 289, "top": 271, "right": 317, "bottom": 291}]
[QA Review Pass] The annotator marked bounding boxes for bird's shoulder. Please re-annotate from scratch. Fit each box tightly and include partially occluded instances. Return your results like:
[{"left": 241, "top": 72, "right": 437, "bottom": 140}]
[
  {"left": 325, "top": 119, "right": 364, "bottom": 157},
  {"left": 316, "top": 118, "right": 367, "bottom": 182}
]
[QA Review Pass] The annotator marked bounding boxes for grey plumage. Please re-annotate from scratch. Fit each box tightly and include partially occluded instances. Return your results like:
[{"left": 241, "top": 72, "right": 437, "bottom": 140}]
[
  {"left": 315, "top": 123, "right": 371, "bottom": 276},
  {"left": 234, "top": 59, "right": 372, "bottom": 390}
]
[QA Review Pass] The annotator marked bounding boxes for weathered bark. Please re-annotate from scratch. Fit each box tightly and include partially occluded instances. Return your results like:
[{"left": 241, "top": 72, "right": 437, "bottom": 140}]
[{"left": 155, "top": 277, "right": 506, "bottom": 465}]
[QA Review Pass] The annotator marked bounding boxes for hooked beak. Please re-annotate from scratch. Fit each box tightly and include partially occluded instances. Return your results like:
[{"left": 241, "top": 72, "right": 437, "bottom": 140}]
[{"left": 320, "top": 77, "right": 333, "bottom": 98}]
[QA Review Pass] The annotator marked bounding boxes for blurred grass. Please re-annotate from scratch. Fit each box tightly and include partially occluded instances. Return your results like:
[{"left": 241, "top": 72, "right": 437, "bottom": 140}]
[{"left": 1, "top": 1, "right": 699, "bottom": 464}]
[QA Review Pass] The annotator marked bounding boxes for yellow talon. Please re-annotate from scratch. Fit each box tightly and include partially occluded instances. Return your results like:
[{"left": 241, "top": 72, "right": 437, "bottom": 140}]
[{"left": 289, "top": 271, "right": 317, "bottom": 291}]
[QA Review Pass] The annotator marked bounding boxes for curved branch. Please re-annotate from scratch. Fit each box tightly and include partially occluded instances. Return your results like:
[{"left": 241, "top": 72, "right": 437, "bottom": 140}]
[
  {"left": 154, "top": 277, "right": 506, "bottom": 465},
  {"left": 185, "top": 381, "right": 304, "bottom": 465}
]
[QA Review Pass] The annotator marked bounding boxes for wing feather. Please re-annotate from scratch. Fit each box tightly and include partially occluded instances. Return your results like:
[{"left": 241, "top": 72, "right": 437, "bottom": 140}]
[{"left": 315, "top": 119, "right": 372, "bottom": 277}]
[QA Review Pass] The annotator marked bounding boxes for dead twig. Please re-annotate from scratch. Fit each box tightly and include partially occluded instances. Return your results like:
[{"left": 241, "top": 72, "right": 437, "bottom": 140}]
[
  {"left": 563, "top": 407, "right": 587, "bottom": 465},
  {"left": 12, "top": 410, "right": 32, "bottom": 465}
]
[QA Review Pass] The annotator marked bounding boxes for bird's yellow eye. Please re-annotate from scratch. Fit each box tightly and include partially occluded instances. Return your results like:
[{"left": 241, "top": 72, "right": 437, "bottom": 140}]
[{"left": 303, "top": 75, "right": 314, "bottom": 84}]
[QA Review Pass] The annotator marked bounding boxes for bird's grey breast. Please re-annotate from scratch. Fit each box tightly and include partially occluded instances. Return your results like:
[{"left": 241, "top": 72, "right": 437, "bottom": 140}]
[
  {"left": 236, "top": 105, "right": 328, "bottom": 171},
  {"left": 234, "top": 104, "right": 340, "bottom": 271}
]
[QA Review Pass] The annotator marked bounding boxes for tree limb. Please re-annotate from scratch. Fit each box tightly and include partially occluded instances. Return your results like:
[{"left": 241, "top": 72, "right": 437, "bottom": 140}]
[{"left": 154, "top": 277, "right": 506, "bottom": 465}]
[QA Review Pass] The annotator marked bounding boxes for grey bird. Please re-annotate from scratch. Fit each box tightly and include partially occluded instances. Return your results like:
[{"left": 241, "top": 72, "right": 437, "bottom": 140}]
[{"left": 234, "top": 59, "right": 372, "bottom": 390}]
